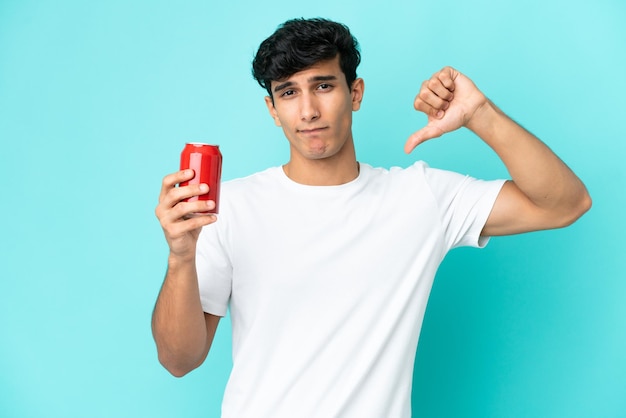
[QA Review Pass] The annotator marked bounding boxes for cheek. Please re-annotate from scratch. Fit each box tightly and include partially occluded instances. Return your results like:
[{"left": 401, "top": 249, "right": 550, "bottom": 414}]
[
  {"left": 274, "top": 108, "right": 297, "bottom": 130},
  {"left": 336, "top": 107, "right": 353, "bottom": 129}
]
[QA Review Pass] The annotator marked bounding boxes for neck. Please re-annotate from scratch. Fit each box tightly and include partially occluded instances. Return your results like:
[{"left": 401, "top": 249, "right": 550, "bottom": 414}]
[
  {"left": 283, "top": 159, "right": 360, "bottom": 186},
  {"left": 283, "top": 134, "right": 360, "bottom": 186}
]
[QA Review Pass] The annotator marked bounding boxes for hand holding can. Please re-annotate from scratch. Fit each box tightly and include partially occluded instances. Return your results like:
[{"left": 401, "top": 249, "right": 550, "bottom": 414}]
[{"left": 179, "top": 143, "right": 222, "bottom": 214}]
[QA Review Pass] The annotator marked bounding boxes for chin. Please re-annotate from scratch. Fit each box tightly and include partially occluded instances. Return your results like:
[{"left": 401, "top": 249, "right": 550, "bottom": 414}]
[{"left": 303, "top": 143, "right": 331, "bottom": 158}]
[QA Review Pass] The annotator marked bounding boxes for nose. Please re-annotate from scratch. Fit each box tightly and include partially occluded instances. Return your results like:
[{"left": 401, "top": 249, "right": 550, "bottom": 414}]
[{"left": 300, "top": 93, "right": 320, "bottom": 121}]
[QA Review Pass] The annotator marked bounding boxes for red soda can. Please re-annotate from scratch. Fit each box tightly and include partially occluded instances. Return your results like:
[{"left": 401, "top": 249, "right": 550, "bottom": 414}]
[{"left": 179, "top": 143, "right": 222, "bottom": 214}]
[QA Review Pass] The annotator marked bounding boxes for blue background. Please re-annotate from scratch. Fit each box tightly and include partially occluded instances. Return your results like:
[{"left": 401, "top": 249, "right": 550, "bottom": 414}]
[{"left": 1, "top": 0, "right": 625, "bottom": 417}]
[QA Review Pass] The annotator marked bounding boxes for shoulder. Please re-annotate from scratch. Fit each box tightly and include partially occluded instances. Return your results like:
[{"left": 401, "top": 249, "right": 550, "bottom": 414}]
[
  {"left": 217, "top": 166, "right": 286, "bottom": 216},
  {"left": 363, "top": 161, "right": 504, "bottom": 204},
  {"left": 222, "top": 166, "right": 282, "bottom": 191}
]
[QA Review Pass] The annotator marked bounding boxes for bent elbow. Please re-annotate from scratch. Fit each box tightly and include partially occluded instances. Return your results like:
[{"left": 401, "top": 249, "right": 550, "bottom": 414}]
[
  {"left": 580, "top": 191, "right": 592, "bottom": 215},
  {"left": 559, "top": 190, "right": 592, "bottom": 228},
  {"left": 167, "top": 367, "right": 192, "bottom": 378},
  {"left": 158, "top": 353, "right": 198, "bottom": 378},
  {"left": 573, "top": 189, "right": 592, "bottom": 222}
]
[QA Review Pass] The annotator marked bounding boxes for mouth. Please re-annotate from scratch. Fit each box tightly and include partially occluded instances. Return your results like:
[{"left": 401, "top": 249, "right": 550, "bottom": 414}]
[{"left": 297, "top": 126, "right": 328, "bottom": 134}]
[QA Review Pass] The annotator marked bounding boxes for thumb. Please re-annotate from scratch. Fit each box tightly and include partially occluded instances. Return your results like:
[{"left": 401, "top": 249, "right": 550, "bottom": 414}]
[{"left": 404, "top": 124, "right": 444, "bottom": 154}]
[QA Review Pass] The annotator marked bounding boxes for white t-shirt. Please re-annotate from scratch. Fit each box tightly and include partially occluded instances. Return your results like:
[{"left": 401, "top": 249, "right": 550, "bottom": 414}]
[{"left": 196, "top": 162, "right": 505, "bottom": 418}]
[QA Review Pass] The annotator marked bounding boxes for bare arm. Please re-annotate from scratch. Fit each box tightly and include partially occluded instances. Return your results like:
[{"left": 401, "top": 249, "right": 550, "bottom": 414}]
[
  {"left": 468, "top": 100, "right": 591, "bottom": 235},
  {"left": 405, "top": 67, "right": 591, "bottom": 235},
  {"left": 152, "top": 169, "right": 220, "bottom": 377}
]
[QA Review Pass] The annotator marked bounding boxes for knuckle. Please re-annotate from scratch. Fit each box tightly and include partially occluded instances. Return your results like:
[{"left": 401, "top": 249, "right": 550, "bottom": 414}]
[
  {"left": 162, "top": 174, "right": 174, "bottom": 188},
  {"left": 172, "top": 201, "right": 190, "bottom": 218}
]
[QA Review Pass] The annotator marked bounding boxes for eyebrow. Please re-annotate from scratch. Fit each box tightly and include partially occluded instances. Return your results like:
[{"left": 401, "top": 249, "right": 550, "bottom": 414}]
[{"left": 273, "top": 75, "right": 339, "bottom": 94}]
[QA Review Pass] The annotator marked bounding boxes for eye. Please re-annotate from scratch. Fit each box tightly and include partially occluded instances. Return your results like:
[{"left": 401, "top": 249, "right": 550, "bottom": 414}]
[
  {"left": 317, "top": 83, "right": 332, "bottom": 91},
  {"left": 281, "top": 89, "right": 296, "bottom": 97}
]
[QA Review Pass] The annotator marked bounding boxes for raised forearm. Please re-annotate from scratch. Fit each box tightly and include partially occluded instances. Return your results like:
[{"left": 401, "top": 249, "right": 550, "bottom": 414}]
[
  {"left": 152, "top": 255, "right": 211, "bottom": 377},
  {"left": 467, "top": 100, "right": 591, "bottom": 222}
]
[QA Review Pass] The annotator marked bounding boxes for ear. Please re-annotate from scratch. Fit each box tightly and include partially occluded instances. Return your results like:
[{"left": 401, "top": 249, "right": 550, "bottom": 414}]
[
  {"left": 264, "top": 96, "right": 282, "bottom": 127},
  {"left": 351, "top": 78, "right": 365, "bottom": 111}
]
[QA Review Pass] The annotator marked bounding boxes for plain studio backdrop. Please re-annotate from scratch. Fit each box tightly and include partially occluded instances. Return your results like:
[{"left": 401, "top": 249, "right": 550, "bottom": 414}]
[{"left": 1, "top": 0, "right": 624, "bottom": 417}]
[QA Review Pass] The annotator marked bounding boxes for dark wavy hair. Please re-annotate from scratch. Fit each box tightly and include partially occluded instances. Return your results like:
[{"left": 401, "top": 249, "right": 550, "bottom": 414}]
[{"left": 252, "top": 18, "right": 361, "bottom": 97}]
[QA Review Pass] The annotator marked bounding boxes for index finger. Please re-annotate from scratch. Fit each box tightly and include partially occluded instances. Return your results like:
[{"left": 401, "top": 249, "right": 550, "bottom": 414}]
[{"left": 159, "top": 169, "right": 194, "bottom": 202}]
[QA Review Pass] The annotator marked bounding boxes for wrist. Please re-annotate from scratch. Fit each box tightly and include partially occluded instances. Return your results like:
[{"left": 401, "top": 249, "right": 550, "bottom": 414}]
[
  {"left": 168, "top": 251, "right": 196, "bottom": 268},
  {"left": 466, "top": 98, "right": 498, "bottom": 135}
]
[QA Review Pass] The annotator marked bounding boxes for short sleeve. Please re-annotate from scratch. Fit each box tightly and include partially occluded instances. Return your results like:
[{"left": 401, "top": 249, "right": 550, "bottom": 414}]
[
  {"left": 420, "top": 163, "right": 506, "bottom": 250},
  {"left": 196, "top": 219, "right": 232, "bottom": 316}
]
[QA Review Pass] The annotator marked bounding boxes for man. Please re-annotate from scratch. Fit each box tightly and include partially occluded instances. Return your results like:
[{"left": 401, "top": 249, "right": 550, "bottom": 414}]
[{"left": 152, "top": 18, "right": 590, "bottom": 418}]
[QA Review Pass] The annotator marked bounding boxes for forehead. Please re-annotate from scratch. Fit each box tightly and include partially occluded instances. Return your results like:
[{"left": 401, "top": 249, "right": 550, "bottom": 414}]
[{"left": 271, "top": 56, "right": 344, "bottom": 87}]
